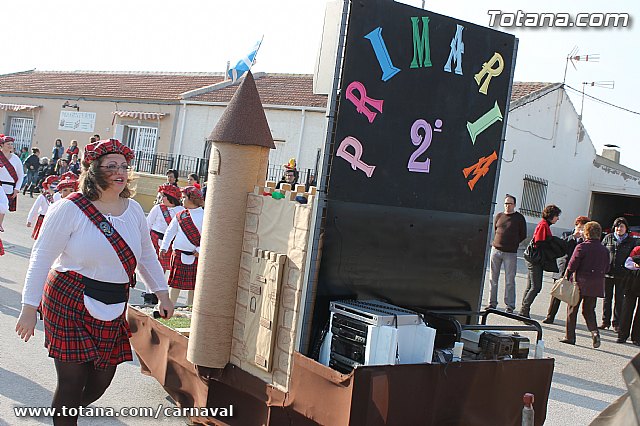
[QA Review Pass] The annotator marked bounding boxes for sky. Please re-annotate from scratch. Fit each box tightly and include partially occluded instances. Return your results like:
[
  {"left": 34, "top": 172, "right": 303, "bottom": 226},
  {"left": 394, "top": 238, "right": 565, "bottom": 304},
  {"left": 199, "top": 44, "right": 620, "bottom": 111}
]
[{"left": 3, "top": 0, "right": 639, "bottom": 169}]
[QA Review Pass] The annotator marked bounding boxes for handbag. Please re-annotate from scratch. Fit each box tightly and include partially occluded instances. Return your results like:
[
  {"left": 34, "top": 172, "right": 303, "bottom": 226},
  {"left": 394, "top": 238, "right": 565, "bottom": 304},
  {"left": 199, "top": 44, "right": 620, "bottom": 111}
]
[
  {"left": 523, "top": 239, "right": 542, "bottom": 264},
  {"left": 550, "top": 276, "right": 580, "bottom": 306}
]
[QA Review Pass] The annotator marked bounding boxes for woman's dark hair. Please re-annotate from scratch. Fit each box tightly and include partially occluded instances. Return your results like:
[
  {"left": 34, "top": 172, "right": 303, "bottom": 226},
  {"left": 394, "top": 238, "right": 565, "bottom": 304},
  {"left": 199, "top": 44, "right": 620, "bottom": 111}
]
[
  {"left": 584, "top": 221, "right": 602, "bottom": 239},
  {"left": 165, "top": 194, "right": 181, "bottom": 207},
  {"left": 613, "top": 217, "right": 629, "bottom": 230},
  {"left": 541, "top": 204, "right": 561, "bottom": 221},
  {"left": 31, "top": 147, "right": 40, "bottom": 154},
  {"left": 79, "top": 156, "right": 134, "bottom": 201},
  {"left": 188, "top": 173, "right": 200, "bottom": 183},
  {"left": 166, "top": 169, "right": 179, "bottom": 183}
]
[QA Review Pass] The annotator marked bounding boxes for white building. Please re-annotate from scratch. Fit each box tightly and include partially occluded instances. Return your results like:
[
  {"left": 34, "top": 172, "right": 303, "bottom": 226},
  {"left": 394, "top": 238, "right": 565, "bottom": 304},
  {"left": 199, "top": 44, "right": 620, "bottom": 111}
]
[{"left": 498, "top": 83, "right": 640, "bottom": 233}]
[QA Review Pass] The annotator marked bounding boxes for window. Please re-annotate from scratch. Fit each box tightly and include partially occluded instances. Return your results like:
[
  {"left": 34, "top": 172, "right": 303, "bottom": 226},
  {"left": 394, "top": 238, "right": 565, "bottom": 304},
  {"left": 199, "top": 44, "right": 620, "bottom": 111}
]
[
  {"left": 8, "top": 117, "right": 34, "bottom": 151},
  {"left": 125, "top": 125, "right": 157, "bottom": 155},
  {"left": 520, "top": 174, "right": 548, "bottom": 217}
]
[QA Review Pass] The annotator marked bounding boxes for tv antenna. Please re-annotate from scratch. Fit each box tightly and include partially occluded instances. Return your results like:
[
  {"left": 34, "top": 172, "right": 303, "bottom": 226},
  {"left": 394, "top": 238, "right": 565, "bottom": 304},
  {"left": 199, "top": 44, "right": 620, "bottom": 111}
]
[{"left": 563, "top": 46, "right": 600, "bottom": 84}]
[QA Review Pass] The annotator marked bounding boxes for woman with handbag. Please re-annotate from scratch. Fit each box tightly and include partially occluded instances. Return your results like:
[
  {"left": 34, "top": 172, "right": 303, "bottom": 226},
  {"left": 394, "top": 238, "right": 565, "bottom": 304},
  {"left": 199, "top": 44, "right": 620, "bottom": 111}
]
[
  {"left": 560, "top": 221, "right": 610, "bottom": 347},
  {"left": 616, "top": 246, "right": 640, "bottom": 345},
  {"left": 520, "top": 205, "right": 562, "bottom": 318},
  {"left": 543, "top": 216, "right": 590, "bottom": 324}
]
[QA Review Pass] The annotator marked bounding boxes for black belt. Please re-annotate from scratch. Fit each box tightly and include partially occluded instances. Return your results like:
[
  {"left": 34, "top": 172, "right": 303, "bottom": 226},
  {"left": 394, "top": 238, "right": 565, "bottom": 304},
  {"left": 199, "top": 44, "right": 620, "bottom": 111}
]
[
  {"left": 82, "top": 275, "right": 128, "bottom": 304},
  {"left": 151, "top": 229, "right": 165, "bottom": 240},
  {"left": 175, "top": 249, "right": 195, "bottom": 256},
  {"left": 0, "top": 180, "right": 15, "bottom": 188}
]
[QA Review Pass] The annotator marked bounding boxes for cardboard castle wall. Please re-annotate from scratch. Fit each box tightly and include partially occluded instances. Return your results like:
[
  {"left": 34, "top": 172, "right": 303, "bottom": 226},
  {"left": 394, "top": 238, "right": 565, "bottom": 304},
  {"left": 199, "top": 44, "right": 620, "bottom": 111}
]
[{"left": 230, "top": 187, "right": 315, "bottom": 390}]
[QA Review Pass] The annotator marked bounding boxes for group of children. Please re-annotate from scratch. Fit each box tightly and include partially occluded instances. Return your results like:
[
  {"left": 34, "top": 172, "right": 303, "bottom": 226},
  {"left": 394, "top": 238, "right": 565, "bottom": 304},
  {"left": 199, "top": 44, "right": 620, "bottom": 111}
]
[
  {"left": 21, "top": 170, "right": 204, "bottom": 306},
  {"left": 147, "top": 183, "right": 204, "bottom": 305}
]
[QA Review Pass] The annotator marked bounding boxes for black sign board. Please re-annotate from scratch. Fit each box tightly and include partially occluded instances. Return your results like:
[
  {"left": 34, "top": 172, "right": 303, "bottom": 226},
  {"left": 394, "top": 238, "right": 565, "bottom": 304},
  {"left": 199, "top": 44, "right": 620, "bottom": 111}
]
[{"left": 310, "top": 0, "right": 517, "bottom": 342}]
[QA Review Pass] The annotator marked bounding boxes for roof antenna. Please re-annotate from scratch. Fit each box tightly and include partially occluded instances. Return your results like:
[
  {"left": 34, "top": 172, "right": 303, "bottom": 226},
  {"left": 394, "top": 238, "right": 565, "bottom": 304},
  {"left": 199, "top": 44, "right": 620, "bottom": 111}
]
[{"left": 563, "top": 46, "right": 600, "bottom": 84}]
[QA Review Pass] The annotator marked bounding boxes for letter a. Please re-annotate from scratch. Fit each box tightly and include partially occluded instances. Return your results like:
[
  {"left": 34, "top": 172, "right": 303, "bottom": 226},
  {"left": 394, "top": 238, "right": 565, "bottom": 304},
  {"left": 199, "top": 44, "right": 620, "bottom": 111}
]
[
  {"left": 336, "top": 136, "right": 376, "bottom": 177},
  {"left": 474, "top": 52, "right": 504, "bottom": 95},
  {"left": 410, "top": 16, "right": 432, "bottom": 68},
  {"left": 345, "top": 81, "right": 384, "bottom": 123},
  {"left": 443, "top": 25, "right": 464, "bottom": 75},
  {"left": 365, "top": 27, "right": 401, "bottom": 82}
]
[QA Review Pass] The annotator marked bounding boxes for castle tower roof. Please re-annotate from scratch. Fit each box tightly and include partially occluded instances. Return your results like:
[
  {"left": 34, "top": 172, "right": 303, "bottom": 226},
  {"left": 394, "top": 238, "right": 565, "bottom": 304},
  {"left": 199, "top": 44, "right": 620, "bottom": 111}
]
[{"left": 208, "top": 71, "right": 275, "bottom": 149}]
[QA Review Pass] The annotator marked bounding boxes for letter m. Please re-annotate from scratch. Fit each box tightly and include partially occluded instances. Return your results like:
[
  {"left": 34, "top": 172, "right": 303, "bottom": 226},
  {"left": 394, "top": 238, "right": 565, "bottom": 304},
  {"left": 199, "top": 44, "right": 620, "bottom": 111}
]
[
  {"left": 410, "top": 16, "right": 432, "bottom": 69},
  {"left": 444, "top": 25, "right": 464, "bottom": 75}
]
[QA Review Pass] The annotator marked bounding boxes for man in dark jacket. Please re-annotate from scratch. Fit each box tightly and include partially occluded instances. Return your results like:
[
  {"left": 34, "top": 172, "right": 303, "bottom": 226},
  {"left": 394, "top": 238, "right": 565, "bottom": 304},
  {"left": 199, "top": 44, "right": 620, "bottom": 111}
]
[
  {"left": 601, "top": 217, "right": 637, "bottom": 331},
  {"left": 22, "top": 148, "right": 41, "bottom": 197}
]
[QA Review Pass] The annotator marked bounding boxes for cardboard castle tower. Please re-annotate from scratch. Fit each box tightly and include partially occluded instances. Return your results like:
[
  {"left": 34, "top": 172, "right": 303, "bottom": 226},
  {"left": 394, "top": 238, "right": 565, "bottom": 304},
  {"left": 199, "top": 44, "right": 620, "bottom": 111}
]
[{"left": 187, "top": 71, "right": 275, "bottom": 368}]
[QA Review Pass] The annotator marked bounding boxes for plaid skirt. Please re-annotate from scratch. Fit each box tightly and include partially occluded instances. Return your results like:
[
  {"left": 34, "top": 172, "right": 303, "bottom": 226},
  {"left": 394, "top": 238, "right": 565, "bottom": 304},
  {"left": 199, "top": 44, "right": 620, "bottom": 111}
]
[
  {"left": 168, "top": 250, "right": 198, "bottom": 290},
  {"left": 0, "top": 239, "right": 4, "bottom": 256},
  {"left": 150, "top": 230, "right": 171, "bottom": 271},
  {"left": 31, "top": 214, "right": 44, "bottom": 240},
  {"left": 40, "top": 270, "right": 132, "bottom": 369},
  {"left": 8, "top": 194, "right": 16, "bottom": 212}
]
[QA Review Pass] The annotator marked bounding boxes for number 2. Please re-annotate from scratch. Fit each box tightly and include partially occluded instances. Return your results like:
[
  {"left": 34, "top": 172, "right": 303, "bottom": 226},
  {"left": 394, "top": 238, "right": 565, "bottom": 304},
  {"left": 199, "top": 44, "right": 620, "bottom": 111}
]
[{"left": 408, "top": 118, "right": 442, "bottom": 173}]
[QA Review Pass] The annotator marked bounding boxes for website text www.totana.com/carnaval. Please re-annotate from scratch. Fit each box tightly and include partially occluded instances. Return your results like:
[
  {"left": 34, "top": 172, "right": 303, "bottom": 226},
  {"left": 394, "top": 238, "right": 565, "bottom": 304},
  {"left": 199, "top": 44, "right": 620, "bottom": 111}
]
[
  {"left": 13, "top": 404, "right": 234, "bottom": 419},
  {"left": 488, "top": 10, "right": 631, "bottom": 29}
]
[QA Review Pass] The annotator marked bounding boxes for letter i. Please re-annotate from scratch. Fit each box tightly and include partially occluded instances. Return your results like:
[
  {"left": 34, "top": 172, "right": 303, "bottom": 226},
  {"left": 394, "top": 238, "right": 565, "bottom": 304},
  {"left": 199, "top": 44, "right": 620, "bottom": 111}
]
[{"left": 364, "top": 27, "right": 401, "bottom": 82}]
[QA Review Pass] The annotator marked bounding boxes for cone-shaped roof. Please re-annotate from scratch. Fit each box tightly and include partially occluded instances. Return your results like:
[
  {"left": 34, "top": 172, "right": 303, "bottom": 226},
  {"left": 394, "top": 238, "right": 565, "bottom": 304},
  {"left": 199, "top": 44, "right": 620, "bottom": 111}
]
[{"left": 208, "top": 72, "right": 275, "bottom": 149}]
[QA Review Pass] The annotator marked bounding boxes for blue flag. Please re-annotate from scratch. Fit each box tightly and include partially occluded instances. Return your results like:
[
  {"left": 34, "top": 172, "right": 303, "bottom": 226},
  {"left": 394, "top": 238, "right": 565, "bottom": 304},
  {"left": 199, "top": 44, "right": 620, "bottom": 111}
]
[{"left": 228, "top": 38, "right": 263, "bottom": 82}]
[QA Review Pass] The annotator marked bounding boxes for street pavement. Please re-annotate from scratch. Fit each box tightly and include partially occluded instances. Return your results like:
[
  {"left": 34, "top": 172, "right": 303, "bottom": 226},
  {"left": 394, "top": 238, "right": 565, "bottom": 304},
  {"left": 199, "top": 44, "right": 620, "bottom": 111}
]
[{"left": 1, "top": 194, "right": 639, "bottom": 425}]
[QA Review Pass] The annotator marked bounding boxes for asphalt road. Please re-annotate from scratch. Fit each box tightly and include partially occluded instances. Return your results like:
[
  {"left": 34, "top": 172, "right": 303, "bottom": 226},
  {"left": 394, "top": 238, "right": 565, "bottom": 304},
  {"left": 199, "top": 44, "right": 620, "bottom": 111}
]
[{"left": 1, "top": 194, "right": 639, "bottom": 425}]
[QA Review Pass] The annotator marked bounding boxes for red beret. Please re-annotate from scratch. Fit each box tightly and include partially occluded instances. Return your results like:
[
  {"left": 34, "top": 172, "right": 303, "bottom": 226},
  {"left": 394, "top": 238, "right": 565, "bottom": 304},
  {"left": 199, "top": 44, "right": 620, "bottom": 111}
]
[
  {"left": 42, "top": 175, "right": 59, "bottom": 190},
  {"left": 181, "top": 185, "right": 203, "bottom": 201},
  {"left": 0, "top": 134, "right": 15, "bottom": 144},
  {"left": 57, "top": 177, "right": 79, "bottom": 191},
  {"left": 84, "top": 139, "right": 134, "bottom": 165},
  {"left": 60, "top": 171, "right": 78, "bottom": 182},
  {"left": 158, "top": 183, "right": 182, "bottom": 200}
]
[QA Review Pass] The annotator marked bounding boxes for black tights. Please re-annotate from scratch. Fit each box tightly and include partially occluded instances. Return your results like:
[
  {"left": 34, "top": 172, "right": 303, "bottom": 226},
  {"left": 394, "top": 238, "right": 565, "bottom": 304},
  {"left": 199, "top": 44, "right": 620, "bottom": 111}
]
[{"left": 52, "top": 360, "right": 117, "bottom": 425}]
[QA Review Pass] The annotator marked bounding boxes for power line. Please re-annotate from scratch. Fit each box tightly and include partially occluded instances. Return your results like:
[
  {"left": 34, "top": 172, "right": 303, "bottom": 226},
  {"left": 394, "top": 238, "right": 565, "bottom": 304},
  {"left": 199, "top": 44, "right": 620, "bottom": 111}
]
[{"left": 564, "top": 84, "right": 640, "bottom": 116}]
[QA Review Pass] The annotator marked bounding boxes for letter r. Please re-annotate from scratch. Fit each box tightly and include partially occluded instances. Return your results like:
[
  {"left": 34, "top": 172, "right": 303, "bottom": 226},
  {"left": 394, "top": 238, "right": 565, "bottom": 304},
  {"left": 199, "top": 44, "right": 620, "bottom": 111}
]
[{"left": 345, "top": 81, "right": 384, "bottom": 123}]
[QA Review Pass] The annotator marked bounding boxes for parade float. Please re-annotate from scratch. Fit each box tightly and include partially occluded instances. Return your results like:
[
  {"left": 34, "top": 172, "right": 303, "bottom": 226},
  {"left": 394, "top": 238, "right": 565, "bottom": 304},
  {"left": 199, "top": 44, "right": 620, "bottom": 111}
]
[{"left": 129, "top": 0, "right": 554, "bottom": 424}]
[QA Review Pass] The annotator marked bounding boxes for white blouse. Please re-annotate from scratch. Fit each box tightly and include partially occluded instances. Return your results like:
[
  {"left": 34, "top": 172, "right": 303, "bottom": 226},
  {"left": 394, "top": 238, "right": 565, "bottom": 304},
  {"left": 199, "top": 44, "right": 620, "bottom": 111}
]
[
  {"left": 27, "top": 193, "right": 51, "bottom": 224},
  {"left": 0, "top": 153, "right": 24, "bottom": 194},
  {"left": 160, "top": 207, "right": 204, "bottom": 265},
  {"left": 22, "top": 197, "right": 168, "bottom": 320},
  {"left": 146, "top": 204, "right": 184, "bottom": 234}
]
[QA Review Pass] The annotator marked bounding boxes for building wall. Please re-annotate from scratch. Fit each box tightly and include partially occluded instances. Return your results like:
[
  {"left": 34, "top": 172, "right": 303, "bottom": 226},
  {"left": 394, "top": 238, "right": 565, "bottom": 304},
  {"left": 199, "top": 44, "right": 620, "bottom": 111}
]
[
  {"left": 0, "top": 95, "right": 178, "bottom": 153},
  {"left": 180, "top": 104, "right": 327, "bottom": 171},
  {"left": 495, "top": 89, "right": 596, "bottom": 233}
]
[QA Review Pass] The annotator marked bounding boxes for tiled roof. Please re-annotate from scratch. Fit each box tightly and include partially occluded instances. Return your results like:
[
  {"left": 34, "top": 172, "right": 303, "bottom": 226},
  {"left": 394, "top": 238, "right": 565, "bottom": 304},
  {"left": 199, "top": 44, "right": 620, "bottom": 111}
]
[
  {"left": 510, "top": 82, "right": 555, "bottom": 102},
  {"left": 0, "top": 70, "right": 554, "bottom": 107},
  {"left": 188, "top": 74, "right": 328, "bottom": 108},
  {"left": 0, "top": 70, "right": 225, "bottom": 101}
]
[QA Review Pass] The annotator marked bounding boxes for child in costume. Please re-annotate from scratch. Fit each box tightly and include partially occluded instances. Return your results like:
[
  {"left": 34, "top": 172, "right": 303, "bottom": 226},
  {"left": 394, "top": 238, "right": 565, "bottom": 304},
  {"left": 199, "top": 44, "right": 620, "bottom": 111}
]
[
  {"left": 146, "top": 183, "right": 184, "bottom": 271},
  {"left": 26, "top": 175, "right": 58, "bottom": 240},
  {"left": 56, "top": 171, "right": 79, "bottom": 199},
  {"left": 160, "top": 186, "right": 204, "bottom": 305}
]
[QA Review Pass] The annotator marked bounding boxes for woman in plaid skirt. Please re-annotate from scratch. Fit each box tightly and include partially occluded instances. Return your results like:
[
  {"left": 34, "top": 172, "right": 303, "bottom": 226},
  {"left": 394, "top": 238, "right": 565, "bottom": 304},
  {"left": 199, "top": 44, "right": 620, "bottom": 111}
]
[
  {"left": 16, "top": 139, "right": 174, "bottom": 425},
  {"left": 147, "top": 183, "right": 184, "bottom": 271},
  {"left": 160, "top": 186, "right": 204, "bottom": 305},
  {"left": 26, "top": 175, "right": 58, "bottom": 240}
]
